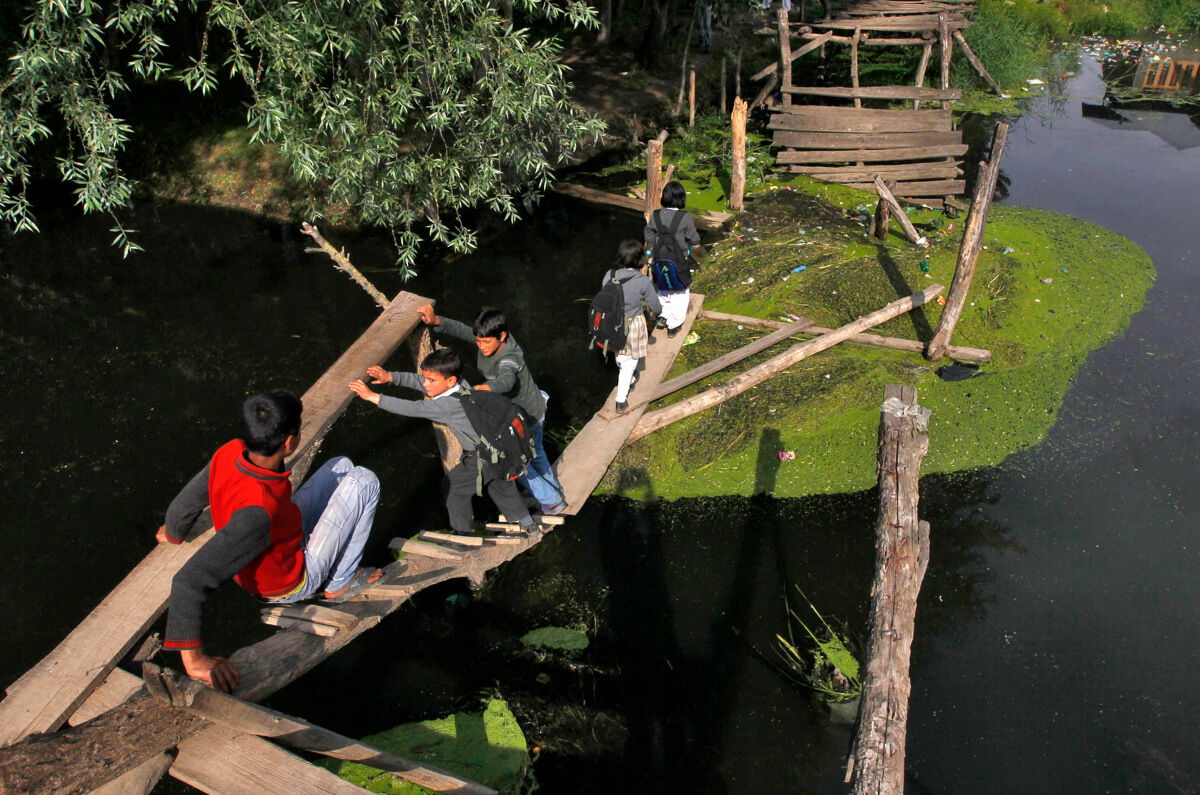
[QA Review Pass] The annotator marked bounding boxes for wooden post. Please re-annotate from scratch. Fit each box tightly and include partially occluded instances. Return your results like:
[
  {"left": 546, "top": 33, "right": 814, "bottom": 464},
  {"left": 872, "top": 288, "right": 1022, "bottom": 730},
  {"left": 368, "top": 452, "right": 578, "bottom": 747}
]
[
  {"left": 938, "top": 14, "right": 952, "bottom": 110},
  {"left": 872, "top": 185, "right": 892, "bottom": 242},
  {"left": 873, "top": 177, "right": 926, "bottom": 247},
  {"left": 925, "top": 122, "right": 1009, "bottom": 361},
  {"left": 626, "top": 286, "right": 944, "bottom": 443},
  {"left": 850, "top": 27, "right": 862, "bottom": 109},
  {"left": 777, "top": 7, "right": 792, "bottom": 107},
  {"left": 720, "top": 57, "right": 727, "bottom": 114},
  {"left": 846, "top": 385, "right": 931, "bottom": 794},
  {"left": 913, "top": 40, "right": 932, "bottom": 110},
  {"left": 735, "top": 49, "right": 742, "bottom": 103},
  {"left": 952, "top": 30, "right": 1004, "bottom": 96},
  {"left": 729, "top": 97, "right": 748, "bottom": 212},
  {"left": 645, "top": 131, "right": 666, "bottom": 220},
  {"left": 689, "top": 67, "right": 697, "bottom": 127}
]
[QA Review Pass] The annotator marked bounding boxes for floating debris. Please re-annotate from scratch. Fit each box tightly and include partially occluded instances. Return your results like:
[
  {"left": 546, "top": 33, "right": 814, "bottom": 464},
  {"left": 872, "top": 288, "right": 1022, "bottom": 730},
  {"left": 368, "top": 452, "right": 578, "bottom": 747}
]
[{"left": 777, "top": 450, "right": 796, "bottom": 461}]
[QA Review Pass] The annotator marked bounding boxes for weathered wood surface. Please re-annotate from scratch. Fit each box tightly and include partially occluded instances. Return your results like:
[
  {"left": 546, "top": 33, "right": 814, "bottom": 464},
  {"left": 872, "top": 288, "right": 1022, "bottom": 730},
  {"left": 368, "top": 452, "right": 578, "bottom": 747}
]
[
  {"left": 856, "top": 178, "right": 964, "bottom": 196},
  {"left": 260, "top": 604, "right": 360, "bottom": 632},
  {"left": 90, "top": 751, "right": 173, "bottom": 795},
  {"left": 775, "top": 143, "right": 967, "bottom": 164},
  {"left": 646, "top": 133, "right": 666, "bottom": 220},
  {"left": 913, "top": 41, "right": 933, "bottom": 109},
  {"left": 772, "top": 130, "right": 960, "bottom": 150},
  {"left": 699, "top": 310, "right": 990, "bottom": 363},
  {"left": 952, "top": 29, "right": 1003, "bottom": 95},
  {"left": 873, "top": 176, "right": 928, "bottom": 245},
  {"left": 551, "top": 295, "right": 704, "bottom": 514},
  {"left": 846, "top": 385, "right": 932, "bottom": 794},
  {"left": 0, "top": 292, "right": 429, "bottom": 750},
  {"left": 926, "top": 122, "right": 1008, "bottom": 360},
  {"left": 626, "top": 286, "right": 943, "bottom": 443},
  {"left": 750, "top": 32, "right": 832, "bottom": 80},
  {"left": 790, "top": 162, "right": 961, "bottom": 182},
  {"left": 730, "top": 97, "right": 748, "bottom": 212},
  {"left": 549, "top": 183, "right": 731, "bottom": 232},
  {"left": 782, "top": 85, "right": 962, "bottom": 101},
  {"left": 810, "top": 13, "right": 970, "bottom": 31},
  {"left": 874, "top": 182, "right": 894, "bottom": 241},
  {"left": 597, "top": 317, "right": 815, "bottom": 418},
  {"left": 768, "top": 107, "right": 953, "bottom": 133},
  {"left": 777, "top": 8, "right": 793, "bottom": 107}
]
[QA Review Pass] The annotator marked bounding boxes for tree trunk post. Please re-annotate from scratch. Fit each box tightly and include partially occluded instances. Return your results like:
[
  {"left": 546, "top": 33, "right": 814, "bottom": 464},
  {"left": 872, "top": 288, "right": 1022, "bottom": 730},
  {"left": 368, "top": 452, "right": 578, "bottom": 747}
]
[
  {"left": 735, "top": 49, "right": 742, "bottom": 103},
  {"left": 938, "top": 14, "right": 952, "bottom": 110},
  {"left": 720, "top": 56, "right": 727, "bottom": 114},
  {"left": 597, "top": 0, "right": 612, "bottom": 45},
  {"left": 872, "top": 183, "right": 892, "bottom": 241},
  {"left": 850, "top": 27, "right": 862, "bottom": 109},
  {"left": 777, "top": 7, "right": 793, "bottom": 107},
  {"left": 846, "top": 385, "right": 931, "bottom": 794},
  {"left": 645, "top": 132, "right": 666, "bottom": 220},
  {"left": 729, "top": 97, "right": 748, "bottom": 212},
  {"left": 913, "top": 39, "right": 933, "bottom": 109},
  {"left": 689, "top": 67, "right": 697, "bottom": 128},
  {"left": 872, "top": 177, "right": 926, "bottom": 247},
  {"left": 925, "top": 121, "right": 1009, "bottom": 361}
]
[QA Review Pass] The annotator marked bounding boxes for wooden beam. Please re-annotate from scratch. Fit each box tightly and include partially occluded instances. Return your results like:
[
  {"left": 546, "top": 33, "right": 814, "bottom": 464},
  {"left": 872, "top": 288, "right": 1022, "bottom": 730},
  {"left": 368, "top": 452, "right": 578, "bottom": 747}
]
[
  {"left": 750, "top": 72, "right": 779, "bottom": 111},
  {"left": 549, "top": 183, "right": 730, "bottom": 232},
  {"left": 782, "top": 85, "right": 962, "bottom": 101},
  {"left": 952, "top": 29, "right": 1004, "bottom": 95},
  {"left": 750, "top": 32, "right": 832, "bottom": 80},
  {"left": 855, "top": 178, "right": 965, "bottom": 196},
  {"left": 775, "top": 143, "right": 967, "bottom": 164},
  {"left": 873, "top": 176, "right": 928, "bottom": 245},
  {"left": 914, "top": 41, "right": 933, "bottom": 109},
  {"left": 772, "top": 130, "right": 961, "bottom": 149},
  {"left": 626, "top": 286, "right": 944, "bottom": 443},
  {"left": 778, "top": 7, "right": 793, "bottom": 107},
  {"left": 389, "top": 537, "right": 465, "bottom": 561},
  {"left": 851, "top": 27, "right": 863, "bottom": 108},
  {"left": 698, "top": 311, "right": 991, "bottom": 363},
  {"left": 846, "top": 385, "right": 931, "bottom": 793},
  {"left": 939, "top": 14, "right": 952, "bottom": 109},
  {"left": 810, "top": 14, "right": 970, "bottom": 31},
  {"left": 420, "top": 530, "right": 485, "bottom": 547},
  {"left": 926, "top": 122, "right": 1009, "bottom": 360},
  {"left": 599, "top": 317, "right": 815, "bottom": 416},
  {"left": 768, "top": 107, "right": 952, "bottom": 133},
  {"left": 645, "top": 134, "right": 665, "bottom": 220},
  {"left": 0, "top": 291, "right": 429, "bottom": 749},
  {"left": 730, "top": 97, "right": 748, "bottom": 212},
  {"left": 790, "top": 163, "right": 962, "bottom": 182}
]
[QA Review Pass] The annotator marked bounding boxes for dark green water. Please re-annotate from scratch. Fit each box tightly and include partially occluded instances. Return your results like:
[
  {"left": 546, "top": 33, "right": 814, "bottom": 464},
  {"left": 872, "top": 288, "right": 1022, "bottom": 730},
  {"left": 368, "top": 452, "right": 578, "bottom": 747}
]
[{"left": 1, "top": 54, "right": 1197, "bottom": 793}]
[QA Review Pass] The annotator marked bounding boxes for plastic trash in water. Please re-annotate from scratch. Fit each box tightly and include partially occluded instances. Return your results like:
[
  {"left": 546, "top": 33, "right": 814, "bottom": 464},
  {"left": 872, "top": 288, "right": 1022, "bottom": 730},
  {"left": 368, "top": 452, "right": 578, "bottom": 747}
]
[
  {"left": 740, "top": 276, "right": 755, "bottom": 284},
  {"left": 791, "top": 265, "right": 807, "bottom": 273},
  {"left": 777, "top": 450, "right": 796, "bottom": 461},
  {"left": 683, "top": 331, "right": 700, "bottom": 346},
  {"left": 1002, "top": 246, "right": 1015, "bottom": 254},
  {"left": 919, "top": 259, "right": 930, "bottom": 273},
  {"left": 936, "top": 295, "right": 946, "bottom": 306}
]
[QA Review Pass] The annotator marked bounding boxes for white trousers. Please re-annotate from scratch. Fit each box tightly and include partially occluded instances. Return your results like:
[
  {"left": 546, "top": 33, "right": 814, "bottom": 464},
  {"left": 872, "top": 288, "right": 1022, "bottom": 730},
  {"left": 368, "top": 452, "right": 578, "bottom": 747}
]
[
  {"left": 659, "top": 289, "right": 690, "bottom": 331},
  {"left": 615, "top": 354, "right": 639, "bottom": 403}
]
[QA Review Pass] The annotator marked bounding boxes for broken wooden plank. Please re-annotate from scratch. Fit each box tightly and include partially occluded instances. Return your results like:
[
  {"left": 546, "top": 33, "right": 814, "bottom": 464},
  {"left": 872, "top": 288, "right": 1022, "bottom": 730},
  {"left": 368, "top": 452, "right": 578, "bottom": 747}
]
[
  {"left": 260, "top": 604, "right": 360, "bottom": 631},
  {"left": 625, "top": 286, "right": 944, "bottom": 444},
  {"left": 497, "top": 514, "right": 564, "bottom": 525},
  {"left": 261, "top": 615, "right": 341, "bottom": 637},
  {"left": 699, "top": 310, "right": 991, "bottom": 363},
  {"left": 782, "top": 85, "right": 962, "bottom": 101},
  {"left": 873, "top": 176, "right": 929, "bottom": 245},
  {"left": 853, "top": 178, "right": 965, "bottom": 196},
  {"left": 768, "top": 107, "right": 952, "bottom": 133},
  {"left": 420, "top": 530, "right": 484, "bottom": 547},
  {"left": 772, "top": 130, "right": 960, "bottom": 150},
  {"left": 598, "top": 317, "right": 815, "bottom": 417},
  {"left": 552, "top": 295, "right": 704, "bottom": 514},
  {"left": 790, "top": 162, "right": 962, "bottom": 182},
  {"left": 776, "top": 143, "right": 967, "bottom": 164},
  {"left": 0, "top": 291, "right": 430, "bottom": 749},
  {"left": 389, "top": 538, "right": 465, "bottom": 561}
]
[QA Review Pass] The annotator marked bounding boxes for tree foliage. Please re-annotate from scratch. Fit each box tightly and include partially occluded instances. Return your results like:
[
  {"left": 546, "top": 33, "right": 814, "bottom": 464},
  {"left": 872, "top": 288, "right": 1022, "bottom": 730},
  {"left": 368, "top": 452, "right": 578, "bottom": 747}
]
[{"left": 0, "top": 0, "right": 606, "bottom": 272}]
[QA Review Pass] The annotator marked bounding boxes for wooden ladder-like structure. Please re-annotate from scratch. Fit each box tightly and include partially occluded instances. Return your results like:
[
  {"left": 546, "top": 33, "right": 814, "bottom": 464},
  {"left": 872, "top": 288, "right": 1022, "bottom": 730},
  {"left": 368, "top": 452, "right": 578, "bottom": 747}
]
[{"left": 754, "top": 0, "right": 1001, "bottom": 209}]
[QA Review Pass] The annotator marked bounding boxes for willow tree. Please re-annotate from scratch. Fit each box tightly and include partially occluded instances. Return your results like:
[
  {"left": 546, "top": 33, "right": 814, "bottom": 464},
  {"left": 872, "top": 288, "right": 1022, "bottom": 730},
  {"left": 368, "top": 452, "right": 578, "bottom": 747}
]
[{"left": 0, "top": 0, "right": 605, "bottom": 273}]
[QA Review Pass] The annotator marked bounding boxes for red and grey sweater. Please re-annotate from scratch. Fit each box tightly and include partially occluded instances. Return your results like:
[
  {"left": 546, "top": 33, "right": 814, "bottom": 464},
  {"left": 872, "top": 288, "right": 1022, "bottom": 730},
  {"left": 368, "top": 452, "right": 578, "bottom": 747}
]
[{"left": 162, "top": 440, "right": 305, "bottom": 650}]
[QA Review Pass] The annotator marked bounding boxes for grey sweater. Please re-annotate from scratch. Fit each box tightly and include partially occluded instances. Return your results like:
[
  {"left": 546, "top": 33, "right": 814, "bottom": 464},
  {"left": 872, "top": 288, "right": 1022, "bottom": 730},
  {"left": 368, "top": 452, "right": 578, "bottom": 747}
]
[
  {"left": 603, "top": 268, "right": 662, "bottom": 319},
  {"left": 435, "top": 317, "right": 546, "bottom": 421},
  {"left": 644, "top": 207, "right": 701, "bottom": 257},
  {"left": 377, "top": 372, "right": 480, "bottom": 451}
]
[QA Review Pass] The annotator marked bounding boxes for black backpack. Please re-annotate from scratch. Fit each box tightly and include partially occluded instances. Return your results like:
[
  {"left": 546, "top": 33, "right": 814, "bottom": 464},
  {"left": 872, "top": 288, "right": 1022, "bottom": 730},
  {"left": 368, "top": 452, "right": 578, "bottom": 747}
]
[
  {"left": 588, "top": 270, "right": 635, "bottom": 355},
  {"left": 649, "top": 210, "right": 692, "bottom": 291},
  {"left": 457, "top": 389, "right": 536, "bottom": 494}
]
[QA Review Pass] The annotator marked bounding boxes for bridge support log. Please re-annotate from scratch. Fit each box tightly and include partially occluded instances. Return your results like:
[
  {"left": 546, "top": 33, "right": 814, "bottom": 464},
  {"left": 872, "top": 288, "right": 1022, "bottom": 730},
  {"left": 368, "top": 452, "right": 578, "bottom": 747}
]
[
  {"left": 846, "top": 385, "right": 931, "bottom": 794},
  {"left": 925, "top": 121, "right": 1009, "bottom": 361}
]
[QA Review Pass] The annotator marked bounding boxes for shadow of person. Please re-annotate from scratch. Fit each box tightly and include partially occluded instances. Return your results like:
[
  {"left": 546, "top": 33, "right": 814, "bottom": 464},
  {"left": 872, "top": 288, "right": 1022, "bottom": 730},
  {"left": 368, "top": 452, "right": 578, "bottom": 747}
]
[{"left": 877, "top": 247, "right": 934, "bottom": 341}]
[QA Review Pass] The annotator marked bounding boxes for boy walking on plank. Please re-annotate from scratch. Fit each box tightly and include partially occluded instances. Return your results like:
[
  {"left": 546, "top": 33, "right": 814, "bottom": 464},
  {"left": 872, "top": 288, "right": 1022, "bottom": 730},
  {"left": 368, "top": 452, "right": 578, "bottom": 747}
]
[
  {"left": 157, "top": 390, "right": 383, "bottom": 693},
  {"left": 416, "top": 304, "right": 567, "bottom": 515},
  {"left": 348, "top": 348, "right": 544, "bottom": 536}
]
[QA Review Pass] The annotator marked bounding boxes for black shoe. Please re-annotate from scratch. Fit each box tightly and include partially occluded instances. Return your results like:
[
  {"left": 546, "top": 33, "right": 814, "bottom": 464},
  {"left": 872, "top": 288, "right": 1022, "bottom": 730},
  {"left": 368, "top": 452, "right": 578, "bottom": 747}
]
[
  {"left": 655, "top": 317, "right": 668, "bottom": 330},
  {"left": 668, "top": 326, "right": 680, "bottom": 338},
  {"left": 615, "top": 401, "right": 628, "bottom": 414}
]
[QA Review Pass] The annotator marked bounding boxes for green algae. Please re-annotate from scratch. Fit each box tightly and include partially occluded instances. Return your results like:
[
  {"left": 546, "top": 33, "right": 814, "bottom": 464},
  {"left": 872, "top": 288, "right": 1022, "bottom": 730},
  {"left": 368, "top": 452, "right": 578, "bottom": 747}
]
[
  {"left": 521, "top": 626, "right": 590, "bottom": 651},
  {"left": 600, "top": 187, "right": 1154, "bottom": 499},
  {"left": 325, "top": 698, "right": 529, "bottom": 793}
]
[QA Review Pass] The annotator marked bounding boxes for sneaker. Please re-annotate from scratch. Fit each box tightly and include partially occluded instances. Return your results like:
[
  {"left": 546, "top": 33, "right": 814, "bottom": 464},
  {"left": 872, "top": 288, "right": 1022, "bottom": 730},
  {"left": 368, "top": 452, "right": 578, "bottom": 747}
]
[
  {"left": 615, "top": 401, "right": 628, "bottom": 414},
  {"left": 668, "top": 326, "right": 680, "bottom": 339}
]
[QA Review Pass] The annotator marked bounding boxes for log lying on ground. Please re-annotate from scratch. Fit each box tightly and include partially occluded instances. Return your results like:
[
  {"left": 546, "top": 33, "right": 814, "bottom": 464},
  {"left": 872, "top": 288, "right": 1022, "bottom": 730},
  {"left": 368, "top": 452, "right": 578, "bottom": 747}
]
[
  {"left": 846, "top": 385, "right": 932, "bottom": 793},
  {"left": 700, "top": 310, "right": 990, "bottom": 363},
  {"left": 626, "top": 286, "right": 942, "bottom": 443}
]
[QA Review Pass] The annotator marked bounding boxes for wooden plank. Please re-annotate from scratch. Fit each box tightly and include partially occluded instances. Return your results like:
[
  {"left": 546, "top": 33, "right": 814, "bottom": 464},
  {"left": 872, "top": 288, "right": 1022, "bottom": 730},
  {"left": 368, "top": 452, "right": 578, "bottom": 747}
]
[
  {"left": 260, "top": 604, "right": 360, "bottom": 631},
  {"left": 776, "top": 144, "right": 967, "bottom": 164},
  {"left": 849, "top": 178, "right": 965, "bottom": 195},
  {"left": 171, "top": 724, "right": 374, "bottom": 794},
  {"left": 626, "top": 287, "right": 944, "bottom": 444},
  {"left": 811, "top": 14, "right": 970, "bottom": 31},
  {"left": 783, "top": 85, "right": 962, "bottom": 100},
  {"left": 791, "top": 162, "right": 962, "bottom": 181},
  {"left": 0, "top": 291, "right": 429, "bottom": 749},
  {"left": 497, "top": 514, "right": 564, "bottom": 525},
  {"left": 549, "top": 183, "right": 729, "bottom": 232},
  {"left": 420, "top": 530, "right": 484, "bottom": 547},
  {"left": 261, "top": 615, "right": 341, "bottom": 637},
  {"left": 873, "top": 176, "right": 928, "bottom": 245},
  {"left": 552, "top": 294, "right": 704, "bottom": 514},
  {"left": 598, "top": 318, "right": 815, "bottom": 417},
  {"left": 699, "top": 310, "right": 990, "bottom": 363},
  {"left": 768, "top": 107, "right": 952, "bottom": 133},
  {"left": 750, "top": 32, "right": 832, "bottom": 80},
  {"left": 389, "top": 538, "right": 464, "bottom": 561},
  {"left": 772, "top": 130, "right": 960, "bottom": 149}
]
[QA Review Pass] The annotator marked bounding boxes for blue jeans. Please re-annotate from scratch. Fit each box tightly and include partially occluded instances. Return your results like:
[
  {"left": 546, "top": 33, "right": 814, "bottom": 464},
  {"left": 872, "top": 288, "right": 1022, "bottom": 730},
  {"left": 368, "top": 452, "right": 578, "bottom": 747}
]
[
  {"left": 275, "top": 456, "right": 380, "bottom": 601},
  {"left": 518, "top": 394, "right": 565, "bottom": 510}
]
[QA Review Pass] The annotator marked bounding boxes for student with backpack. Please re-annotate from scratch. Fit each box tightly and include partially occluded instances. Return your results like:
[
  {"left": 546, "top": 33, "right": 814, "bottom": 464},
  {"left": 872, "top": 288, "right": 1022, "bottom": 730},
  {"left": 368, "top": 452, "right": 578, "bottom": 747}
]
[
  {"left": 592, "top": 240, "right": 662, "bottom": 414},
  {"left": 645, "top": 180, "right": 701, "bottom": 338},
  {"left": 415, "top": 305, "right": 567, "bottom": 516},
  {"left": 348, "top": 349, "right": 546, "bottom": 536}
]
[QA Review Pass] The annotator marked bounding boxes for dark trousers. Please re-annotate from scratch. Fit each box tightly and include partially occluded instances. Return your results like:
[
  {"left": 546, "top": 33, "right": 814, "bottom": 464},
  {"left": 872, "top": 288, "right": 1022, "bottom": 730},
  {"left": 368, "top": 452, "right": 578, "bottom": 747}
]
[{"left": 444, "top": 452, "right": 531, "bottom": 533}]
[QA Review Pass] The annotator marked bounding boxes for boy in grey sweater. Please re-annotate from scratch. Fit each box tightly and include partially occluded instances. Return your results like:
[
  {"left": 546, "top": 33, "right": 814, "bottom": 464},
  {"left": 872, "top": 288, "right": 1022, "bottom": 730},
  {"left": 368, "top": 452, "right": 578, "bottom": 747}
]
[{"left": 349, "top": 348, "right": 540, "bottom": 535}]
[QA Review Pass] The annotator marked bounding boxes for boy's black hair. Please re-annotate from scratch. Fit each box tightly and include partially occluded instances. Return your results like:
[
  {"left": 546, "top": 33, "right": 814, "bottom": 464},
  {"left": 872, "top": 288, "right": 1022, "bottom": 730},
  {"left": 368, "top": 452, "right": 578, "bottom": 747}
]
[
  {"left": 472, "top": 307, "right": 507, "bottom": 339},
  {"left": 241, "top": 390, "right": 302, "bottom": 456},
  {"left": 421, "top": 347, "right": 462, "bottom": 380},
  {"left": 616, "top": 239, "right": 644, "bottom": 269},
  {"left": 660, "top": 180, "right": 687, "bottom": 210}
]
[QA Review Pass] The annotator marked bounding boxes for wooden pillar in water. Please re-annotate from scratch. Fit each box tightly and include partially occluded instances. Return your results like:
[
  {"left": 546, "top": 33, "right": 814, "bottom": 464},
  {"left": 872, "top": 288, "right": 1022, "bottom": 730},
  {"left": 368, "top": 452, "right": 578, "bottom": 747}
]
[
  {"left": 730, "top": 97, "right": 748, "bottom": 212},
  {"left": 777, "top": 7, "right": 793, "bottom": 107},
  {"left": 846, "top": 385, "right": 931, "bottom": 794},
  {"left": 925, "top": 122, "right": 1010, "bottom": 361}
]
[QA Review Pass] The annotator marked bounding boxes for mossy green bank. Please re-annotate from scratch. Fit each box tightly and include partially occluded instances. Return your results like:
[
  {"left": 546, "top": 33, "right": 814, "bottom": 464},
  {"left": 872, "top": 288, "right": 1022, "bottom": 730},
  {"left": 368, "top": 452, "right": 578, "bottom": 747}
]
[{"left": 600, "top": 184, "right": 1154, "bottom": 500}]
